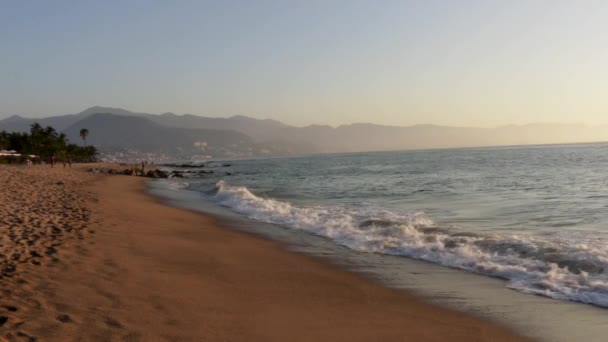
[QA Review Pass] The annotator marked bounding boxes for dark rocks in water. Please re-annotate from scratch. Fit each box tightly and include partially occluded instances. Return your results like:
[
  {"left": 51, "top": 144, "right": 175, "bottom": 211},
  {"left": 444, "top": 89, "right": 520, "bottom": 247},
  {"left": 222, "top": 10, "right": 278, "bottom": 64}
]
[
  {"left": 145, "top": 169, "right": 169, "bottom": 178},
  {"left": 89, "top": 167, "right": 129, "bottom": 175},
  {"left": 225, "top": 172, "right": 232, "bottom": 176},
  {"left": 222, "top": 163, "right": 231, "bottom": 167},
  {"left": 89, "top": 167, "right": 170, "bottom": 178},
  {"left": 89, "top": 166, "right": 223, "bottom": 179},
  {"left": 163, "top": 163, "right": 204, "bottom": 168},
  {"left": 169, "top": 170, "right": 214, "bottom": 178}
]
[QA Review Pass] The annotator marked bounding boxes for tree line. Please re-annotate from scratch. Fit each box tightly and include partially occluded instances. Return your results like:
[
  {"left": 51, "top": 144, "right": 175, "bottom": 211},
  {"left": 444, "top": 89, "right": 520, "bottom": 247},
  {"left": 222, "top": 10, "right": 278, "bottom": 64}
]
[{"left": 0, "top": 124, "right": 97, "bottom": 163}]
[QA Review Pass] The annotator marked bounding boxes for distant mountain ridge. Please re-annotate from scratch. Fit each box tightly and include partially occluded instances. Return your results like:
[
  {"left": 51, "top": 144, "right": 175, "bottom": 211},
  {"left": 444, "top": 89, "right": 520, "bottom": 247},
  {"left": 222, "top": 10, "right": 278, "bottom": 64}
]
[
  {"left": 62, "top": 113, "right": 253, "bottom": 152},
  {"left": 1, "top": 106, "right": 608, "bottom": 158}
]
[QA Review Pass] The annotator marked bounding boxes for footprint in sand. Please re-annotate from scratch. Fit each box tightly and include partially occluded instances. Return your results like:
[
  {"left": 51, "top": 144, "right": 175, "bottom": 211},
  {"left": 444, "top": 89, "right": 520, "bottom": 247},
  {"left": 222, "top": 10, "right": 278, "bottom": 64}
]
[
  {"left": 56, "top": 314, "right": 71, "bottom": 323},
  {"left": 104, "top": 316, "right": 123, "bottom": 328}
]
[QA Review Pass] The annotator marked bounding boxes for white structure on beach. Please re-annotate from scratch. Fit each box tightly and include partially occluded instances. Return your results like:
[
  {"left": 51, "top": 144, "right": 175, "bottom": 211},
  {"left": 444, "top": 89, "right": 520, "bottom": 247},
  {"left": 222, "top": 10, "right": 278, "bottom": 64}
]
[
  {"left": 0, "top": 150, "right": 20, "bottom": 157},
  {"left": 0, "top": 150, "right": 38, "bottom": 158}
]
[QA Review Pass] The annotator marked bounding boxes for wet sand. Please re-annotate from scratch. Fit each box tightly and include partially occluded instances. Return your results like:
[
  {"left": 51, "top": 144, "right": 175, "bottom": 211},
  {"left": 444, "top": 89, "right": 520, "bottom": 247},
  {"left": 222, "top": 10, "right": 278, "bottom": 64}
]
[{"left": 0, "top": 165, "right": 527, "bottom": 341}]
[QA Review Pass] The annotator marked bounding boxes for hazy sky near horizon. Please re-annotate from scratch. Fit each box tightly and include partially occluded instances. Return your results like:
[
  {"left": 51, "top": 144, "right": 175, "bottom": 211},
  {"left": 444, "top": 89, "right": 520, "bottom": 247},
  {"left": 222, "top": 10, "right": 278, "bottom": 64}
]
[{"left": 1, "top": 0, "right": 608, "bottom": 127}]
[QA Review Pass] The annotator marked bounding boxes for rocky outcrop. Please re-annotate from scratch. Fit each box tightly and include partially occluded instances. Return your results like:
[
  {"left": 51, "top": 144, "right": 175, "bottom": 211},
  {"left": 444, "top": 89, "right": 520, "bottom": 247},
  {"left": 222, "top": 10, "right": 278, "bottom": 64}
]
[
  {"left": 89, "top": 167, "right": 168, "bottom": 178},
  {"left": 88, "top": 167, "right": 222, "bottom": 179}
]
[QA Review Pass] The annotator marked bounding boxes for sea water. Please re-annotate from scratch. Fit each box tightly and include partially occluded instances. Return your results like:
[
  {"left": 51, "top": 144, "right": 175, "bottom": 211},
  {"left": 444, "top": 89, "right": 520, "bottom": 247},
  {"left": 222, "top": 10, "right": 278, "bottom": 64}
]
[{"left": 152, "top": 142, "right": 608, "bottom": 339}]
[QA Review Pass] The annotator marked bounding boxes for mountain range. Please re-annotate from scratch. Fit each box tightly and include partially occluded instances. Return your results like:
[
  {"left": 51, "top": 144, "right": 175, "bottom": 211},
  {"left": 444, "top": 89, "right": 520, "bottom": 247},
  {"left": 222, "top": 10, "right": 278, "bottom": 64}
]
[{"left": 2, "top": 106, "right": 608, "bottom": 159}]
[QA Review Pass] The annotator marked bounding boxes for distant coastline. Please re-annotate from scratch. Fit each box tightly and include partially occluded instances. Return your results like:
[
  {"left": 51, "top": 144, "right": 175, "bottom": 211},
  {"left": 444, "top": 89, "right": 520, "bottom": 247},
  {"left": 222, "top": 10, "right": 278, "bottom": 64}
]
[{"left": 2, "top": 106, "right": 608, "bottom": 162}]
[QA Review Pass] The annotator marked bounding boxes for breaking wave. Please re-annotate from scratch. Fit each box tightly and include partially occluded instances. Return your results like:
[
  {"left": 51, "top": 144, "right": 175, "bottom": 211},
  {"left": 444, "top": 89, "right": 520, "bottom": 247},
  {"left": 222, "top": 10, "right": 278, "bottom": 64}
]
[
  {"left": 213, "top": 180, "right": 608, "bottom": 308},
  {"left": 166, "top": 180, "right": 190, "bottom": 190}
]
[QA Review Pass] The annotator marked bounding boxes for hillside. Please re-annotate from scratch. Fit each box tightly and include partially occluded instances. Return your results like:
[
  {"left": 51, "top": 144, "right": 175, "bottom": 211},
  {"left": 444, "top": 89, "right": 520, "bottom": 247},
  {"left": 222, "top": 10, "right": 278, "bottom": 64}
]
[
  {"left": 0, "top": 106, "right": 150, "bottom": 133},
  {"left": 2, "top": 106, "right": 608, "bottom": 158},
  {"left": 62, "top": 113, "right": 269, "bottom": 158}
]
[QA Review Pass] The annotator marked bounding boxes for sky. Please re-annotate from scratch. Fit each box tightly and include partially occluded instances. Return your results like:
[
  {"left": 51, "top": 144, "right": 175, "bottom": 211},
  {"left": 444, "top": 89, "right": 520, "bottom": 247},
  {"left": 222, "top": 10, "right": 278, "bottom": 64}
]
[{"left": 1, "top": 0, "right": 608, "bottom": 127}]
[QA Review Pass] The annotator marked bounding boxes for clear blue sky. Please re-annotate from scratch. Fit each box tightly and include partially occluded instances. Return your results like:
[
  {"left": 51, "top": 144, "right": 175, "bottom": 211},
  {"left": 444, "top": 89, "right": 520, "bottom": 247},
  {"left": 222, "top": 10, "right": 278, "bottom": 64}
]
[{"left": 1, "top": 0, "right": 608, "bottom": 127}]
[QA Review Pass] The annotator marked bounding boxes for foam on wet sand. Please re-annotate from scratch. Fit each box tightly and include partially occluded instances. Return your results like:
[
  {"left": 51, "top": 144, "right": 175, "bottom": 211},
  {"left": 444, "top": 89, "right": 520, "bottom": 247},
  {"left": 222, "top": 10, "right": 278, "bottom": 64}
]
[{"left": 0, "top": 164, "right": 526, "bottom": 341}]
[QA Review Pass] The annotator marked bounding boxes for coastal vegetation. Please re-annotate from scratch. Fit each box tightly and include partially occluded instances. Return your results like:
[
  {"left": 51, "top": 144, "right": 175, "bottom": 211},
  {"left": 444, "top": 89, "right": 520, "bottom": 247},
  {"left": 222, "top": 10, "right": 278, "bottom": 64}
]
[
  {"left": 79, "top": 128, "right": 89, "bottom": 146},
  {"left": 0, "top": 123, "right": 97, "bottom": 163}
]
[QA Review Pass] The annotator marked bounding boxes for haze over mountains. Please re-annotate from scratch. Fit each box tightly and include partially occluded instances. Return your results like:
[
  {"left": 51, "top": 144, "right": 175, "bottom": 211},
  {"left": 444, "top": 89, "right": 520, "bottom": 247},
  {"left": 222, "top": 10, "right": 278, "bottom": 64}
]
[{"left": 1, "top": 106, "right": 608, "bottom": 160}]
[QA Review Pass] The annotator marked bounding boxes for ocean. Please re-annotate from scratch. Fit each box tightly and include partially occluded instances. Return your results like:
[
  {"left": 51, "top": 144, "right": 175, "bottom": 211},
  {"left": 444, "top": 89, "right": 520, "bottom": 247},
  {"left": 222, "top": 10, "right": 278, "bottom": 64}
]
[{"left": 150, "top": 142, "right": 608, "bottom": 340}]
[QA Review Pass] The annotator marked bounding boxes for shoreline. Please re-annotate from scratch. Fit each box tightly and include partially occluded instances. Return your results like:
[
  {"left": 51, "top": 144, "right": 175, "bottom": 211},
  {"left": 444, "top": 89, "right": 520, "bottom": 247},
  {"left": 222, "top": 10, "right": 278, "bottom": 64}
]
[{"left": 0, "top": 166, "right": 527, "bottom": 341}]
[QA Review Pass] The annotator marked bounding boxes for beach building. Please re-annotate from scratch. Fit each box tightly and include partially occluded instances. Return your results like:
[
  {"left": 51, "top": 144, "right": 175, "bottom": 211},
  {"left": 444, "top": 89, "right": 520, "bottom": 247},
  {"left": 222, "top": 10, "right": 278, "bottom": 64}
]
[{"left": 0, "top": 150, "right": 20, "bottom": 157}]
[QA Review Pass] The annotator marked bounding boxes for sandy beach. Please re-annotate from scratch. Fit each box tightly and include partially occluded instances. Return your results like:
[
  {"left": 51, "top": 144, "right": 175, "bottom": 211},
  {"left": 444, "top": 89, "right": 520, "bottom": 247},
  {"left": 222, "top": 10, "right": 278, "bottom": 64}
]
[{"left": 0, "top": 164, "right": 527, "bottom": 341}]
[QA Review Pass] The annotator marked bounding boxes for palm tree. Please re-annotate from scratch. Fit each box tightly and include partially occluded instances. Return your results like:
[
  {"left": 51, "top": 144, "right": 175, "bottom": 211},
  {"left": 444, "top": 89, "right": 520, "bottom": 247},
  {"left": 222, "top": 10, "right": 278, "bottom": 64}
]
[
  {"left": 55, "top": 133, "right": 68, "bottom": 156},
  {"left": 29, "top": 123, "right": 44, "bottom": 154},
  {"left": 0, "top": 131, "right": 9, "bottom": 151},
  {"left": 43, "top": 126, "right": 58, "bottom": 139},
  {"left": 79, "top": 128, "right": 89, "bottom": 147},
  {"left": 30, "top": 123, "right": 42, "bottom": 135}
]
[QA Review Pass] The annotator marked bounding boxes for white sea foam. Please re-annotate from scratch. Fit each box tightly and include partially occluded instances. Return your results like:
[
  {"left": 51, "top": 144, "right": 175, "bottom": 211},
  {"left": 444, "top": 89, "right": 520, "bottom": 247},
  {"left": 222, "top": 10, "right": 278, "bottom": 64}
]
[
  {"left": 166, "top": 180, "right": 190, "bottom": 190},
  {"left": 213, "top": 180, "right": 608, "bottom": 308}
]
